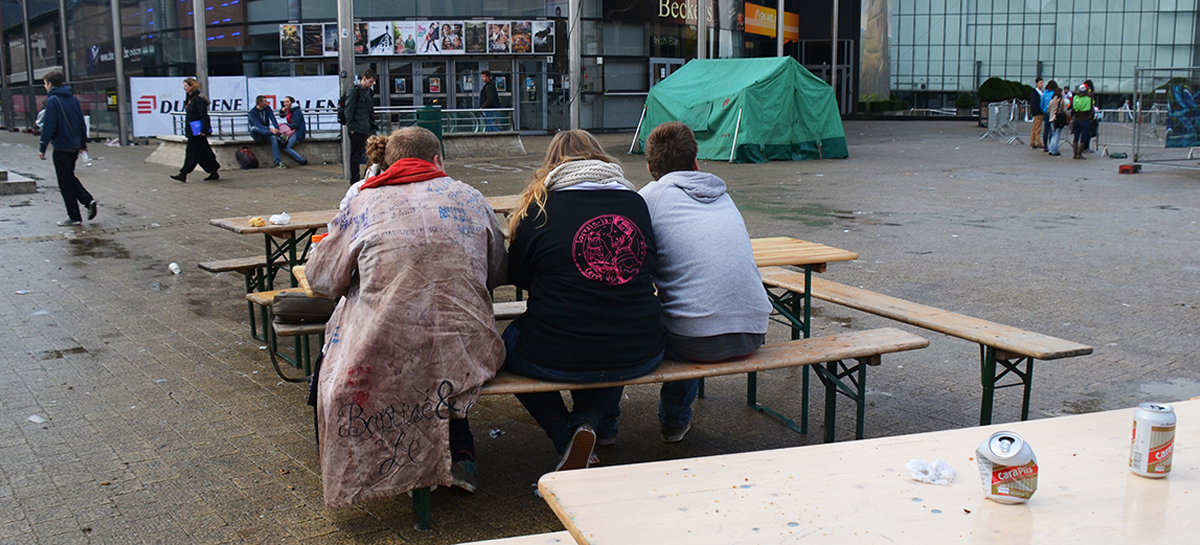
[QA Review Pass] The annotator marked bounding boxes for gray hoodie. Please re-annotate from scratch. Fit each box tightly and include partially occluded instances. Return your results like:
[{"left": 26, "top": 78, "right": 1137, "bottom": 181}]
[{"left": 639, "top": 170, "right": 770, "bottom": 337}]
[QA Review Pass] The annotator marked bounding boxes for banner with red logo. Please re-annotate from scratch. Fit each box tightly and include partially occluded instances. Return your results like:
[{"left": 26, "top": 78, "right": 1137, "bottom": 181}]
[{"left": 130, "top": 76, "right": 248, "bottom": 138}]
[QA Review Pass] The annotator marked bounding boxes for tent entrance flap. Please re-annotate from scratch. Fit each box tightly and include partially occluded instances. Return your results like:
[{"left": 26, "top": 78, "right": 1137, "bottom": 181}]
[{"left": 634, "top": 57, "right": 847, "bottom": 164}]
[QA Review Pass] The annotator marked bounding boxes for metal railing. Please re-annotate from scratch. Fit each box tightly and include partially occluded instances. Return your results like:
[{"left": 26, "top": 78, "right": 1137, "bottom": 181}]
[{"left": 172, "top": 107, "right": 513, "bottom": 139}]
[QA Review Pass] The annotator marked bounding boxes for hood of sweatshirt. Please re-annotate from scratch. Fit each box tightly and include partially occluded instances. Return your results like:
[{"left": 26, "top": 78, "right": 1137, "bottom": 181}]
[
  {"left": 655, "top": 170, "right": 727, "bottom": 204},
  {"left": 48, "top": 86, "right": 74, "bottom": 99}
]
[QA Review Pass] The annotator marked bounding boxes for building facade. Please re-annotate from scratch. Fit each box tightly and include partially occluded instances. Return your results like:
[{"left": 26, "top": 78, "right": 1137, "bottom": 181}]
[
  {"left": 1, "top": 0, "right": 860, "bottom": 136},
  {"left": 885, "top": 0, "right": 1200, "bottom": 109}
]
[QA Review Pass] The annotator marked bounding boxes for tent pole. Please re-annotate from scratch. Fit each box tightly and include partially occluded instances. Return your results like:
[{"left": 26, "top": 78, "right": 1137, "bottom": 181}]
[
  {"left": 629, "top": 106, "right": 647, "bottom": 154},
  {"left": 729, "top": 108, "right": 743, "bottom": 162}
]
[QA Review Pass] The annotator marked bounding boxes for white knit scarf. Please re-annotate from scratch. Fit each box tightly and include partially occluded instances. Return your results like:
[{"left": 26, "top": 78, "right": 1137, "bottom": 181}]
[{"left": 544, "top": 159, "right": 634, "bottom": 192}]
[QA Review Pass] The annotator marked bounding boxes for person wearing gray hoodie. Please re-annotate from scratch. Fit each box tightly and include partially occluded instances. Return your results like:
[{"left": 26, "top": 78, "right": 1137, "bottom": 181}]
[{"left": 639, "top": 121, "right": 771, "bottom": 443}]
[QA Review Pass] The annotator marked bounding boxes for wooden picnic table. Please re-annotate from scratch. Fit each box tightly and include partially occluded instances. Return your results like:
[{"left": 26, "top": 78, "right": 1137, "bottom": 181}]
[
  {"left": 209, "top": 194, "right": 520, "bottom": 288},
  {"left": 539, "top": 398, "right": 1200, "bottom": 544}
]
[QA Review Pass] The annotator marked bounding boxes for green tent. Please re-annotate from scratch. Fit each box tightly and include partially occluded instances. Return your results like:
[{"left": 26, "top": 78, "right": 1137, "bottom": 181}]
[{"left": 633, "top": 57, "right": 848, "bottom": 163}]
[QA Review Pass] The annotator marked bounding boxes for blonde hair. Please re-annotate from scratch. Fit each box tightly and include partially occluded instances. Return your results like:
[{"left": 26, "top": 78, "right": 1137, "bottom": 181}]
[
  {"left": 366, "top": 135, "right": 389, "bottom": 168},
  {"left": 507, "top": 130, "right": 618, "bottom": 237},
  {"left": 183, "top": 77, "right": 199, "bottom": 91}
]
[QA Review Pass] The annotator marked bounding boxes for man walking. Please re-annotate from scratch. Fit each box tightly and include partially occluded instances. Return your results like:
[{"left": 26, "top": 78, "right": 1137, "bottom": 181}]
[
  {"left": 248, "top": 95, "right": 285, "bottom": 168},
  {"left": 1029, "top": 78, "right": 1045, "bottom": 150},
  {"left": 341, "top": 69, "right": 378, "bottom": 183},
  {"left": 38, "top": 70, "right": 97, "bottom": 227},
  {"left": 479, "top": 70, "right": 500, "bottom": 132},
  {"left": 637, "top": 121, "right": 771, "bottom": 443}
]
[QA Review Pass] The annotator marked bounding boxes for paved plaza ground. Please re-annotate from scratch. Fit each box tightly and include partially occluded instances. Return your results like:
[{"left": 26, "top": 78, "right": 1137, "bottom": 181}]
[{"left": 0, "top": 120, "right": 1197, "bottom": 544}]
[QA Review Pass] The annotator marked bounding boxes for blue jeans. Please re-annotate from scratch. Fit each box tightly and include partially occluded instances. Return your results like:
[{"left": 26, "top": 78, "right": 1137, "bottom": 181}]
[
  {"left": 1072, "top": 120, "right": 1090, "bottom": 150},
  {"left": 1041, "top": 114, "right": 1052, "bottom": 150},
  {"left": 249, "top": 127, "right": 281, "bottom": 164},
  {"left": 483, "top": 111, "right": 499, "bottom": 132},
  {"left": 502, "top": 323, "right": 662, "bottom": 453},
  {"left": 282, "top": 134, "right": 307, "bottom": 164},
  {"left": 1048, "top": 126, "right": 1064, "bottom": 155}
]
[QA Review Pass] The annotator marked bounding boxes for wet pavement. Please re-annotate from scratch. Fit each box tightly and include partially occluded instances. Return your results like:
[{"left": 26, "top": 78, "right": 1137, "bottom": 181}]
[{"left": 0, "top": 121, "right": 1198, "bottom": 543}]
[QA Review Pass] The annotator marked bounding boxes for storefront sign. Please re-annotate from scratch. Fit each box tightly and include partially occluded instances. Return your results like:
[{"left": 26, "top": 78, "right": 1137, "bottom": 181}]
[
  {"left": 130, "top": 76, "right": 248, "bottom": 138},
  {"left": 744, "top": 3, "right": 798, "bottom": 41},
  {"left": 604, "top": 0, "right": 743, "bottom": 29}
]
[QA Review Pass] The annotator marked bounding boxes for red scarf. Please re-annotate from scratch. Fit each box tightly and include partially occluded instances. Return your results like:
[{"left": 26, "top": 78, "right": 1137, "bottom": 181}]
[{"left": 359, "top": 158, "right": 447, "bottom": 189}]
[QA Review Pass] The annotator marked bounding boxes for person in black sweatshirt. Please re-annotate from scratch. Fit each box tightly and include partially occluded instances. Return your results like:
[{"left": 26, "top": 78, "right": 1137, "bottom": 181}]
[
  {"left": 504, "top": 130, "right": 664, "bottom": 472},
  {"left": 38, "top": 70, "right": 96, "bottom": 226}
]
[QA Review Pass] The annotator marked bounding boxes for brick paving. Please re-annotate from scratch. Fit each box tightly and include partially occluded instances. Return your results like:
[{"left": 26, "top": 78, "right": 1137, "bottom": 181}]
[{"left": 0, "top": 121, "right": 1197, "bottom": 543}]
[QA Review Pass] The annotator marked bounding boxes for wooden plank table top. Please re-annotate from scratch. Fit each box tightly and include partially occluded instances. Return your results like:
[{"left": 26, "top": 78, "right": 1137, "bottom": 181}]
[
  {"left": 539, "top": 399, "right": 1200, "bottom": 544},
  {"left": 750, "top": 236, "right": 858, "bottom": 269},
  {"left": 209, "top": 194, "right": 522, "bottom": 235}
]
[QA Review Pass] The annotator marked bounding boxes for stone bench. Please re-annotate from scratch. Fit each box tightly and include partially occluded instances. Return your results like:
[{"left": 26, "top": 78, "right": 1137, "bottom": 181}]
[{"left": 144, "top": 133, "right": 343, "bottom": 170}]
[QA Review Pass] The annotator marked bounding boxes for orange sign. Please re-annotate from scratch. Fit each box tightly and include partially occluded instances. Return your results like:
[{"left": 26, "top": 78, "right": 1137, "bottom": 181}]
[{"left": 744, "top": 3, "right": 798, "bottom": 42}]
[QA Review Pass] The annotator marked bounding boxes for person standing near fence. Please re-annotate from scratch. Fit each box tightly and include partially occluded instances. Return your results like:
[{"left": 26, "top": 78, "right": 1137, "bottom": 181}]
[
  {"left": 38, "top": 70, "right": 97, "bottom": 226},
  {"left": 1071, "top": 84, "right": 1095, "bottom": 160},
  {"left": 171, "top": 77, "right": 220, "bottom": 182},
  {"left": 278, "top": 96, "right": 308, "bottom": 165},
  {"left": 479, "top": 70, "right": 500, "bottom": 132},
  {"left": 1046, "top": 87, "right": 1067, "bottom": 156},
  {"left": 341, "top": 69, "right": 378, "bottom": 184},
  {"left": 1040, "top": 80, "right": 1057, "bottom": 152},
  {"left": 1029, "top": 77, "right": 1045, "bottom": 150}
]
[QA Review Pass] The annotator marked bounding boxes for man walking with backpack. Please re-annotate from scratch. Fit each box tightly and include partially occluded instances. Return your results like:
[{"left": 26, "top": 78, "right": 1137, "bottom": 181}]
[
  {"left": 340, "top": 69, "right": 377, "bottom": 184},
  {"left": 38, "top": 70, "right": 97, "bottom": 227}
]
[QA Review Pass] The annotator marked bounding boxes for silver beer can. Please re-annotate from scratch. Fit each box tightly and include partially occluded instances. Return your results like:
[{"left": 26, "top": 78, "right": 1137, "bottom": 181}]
[
  {"left": 976, "top": 431, "right": 1039, "bottom": 504},
  {"left": 1130, "top": 402, "right": 1176, "bottom": 478}
]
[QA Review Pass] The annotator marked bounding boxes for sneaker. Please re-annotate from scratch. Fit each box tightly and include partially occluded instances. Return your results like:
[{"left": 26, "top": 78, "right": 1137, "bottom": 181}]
[
  {"left": 204, "top": 171, "right": 220, "bottom": 181},
  {"left": 170, "top": 173, "right": 187, "bottom": 183},
  {"left": 450, "top": 460, "right": 479, "bottom": 493},
  {"left": 588, "top": 453, "right": 600, "bottom": 467},
  {"left": 86, "top": 200, "right": 98, "bottom": 221},
  {"left": 661, "top": 421, "right": 691, "bottom": 443},
  {"left": 596, "top": 435, "right": 617, "bottom": 447},
  {"left": 56, "top": 219, "right": 82, "bottom": 227},
  {"left": 274, "top": 162, "right": 288, "bottom": 169},
  {"left": 555, "top": 424, "right": 596, "bottom": 471}
]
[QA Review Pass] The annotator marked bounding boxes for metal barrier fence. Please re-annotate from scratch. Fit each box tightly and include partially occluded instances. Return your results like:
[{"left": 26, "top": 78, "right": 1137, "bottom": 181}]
[
  {"left": 1131, "top": 67, "right": 1200, "bottom": 169},
  {"left": 172, "top": 107, "right": 513, "bottom": 139},
  {"left": 980, "top": 99, "right": 1023, "bottom": 145}
]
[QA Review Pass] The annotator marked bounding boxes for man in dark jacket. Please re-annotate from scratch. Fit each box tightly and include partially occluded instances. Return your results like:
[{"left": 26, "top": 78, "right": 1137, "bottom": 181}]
[
  {"left": 1029, "top": 77, "right": 1044, "bottom": 149},
  {"left": 279, "top": 96, "right": 308, "bottom": 165},
  {"left": 479, "top": 70, "right": 500, "bottom": 132},
  {"left": 342, "top": 69, "right": 378, "bottom": 183},
  {"left": 38, "top": 70, "right": 97, "bottom": 227},
  {"left": 248, "top": 95, "right": 285, "bottom": 168}
]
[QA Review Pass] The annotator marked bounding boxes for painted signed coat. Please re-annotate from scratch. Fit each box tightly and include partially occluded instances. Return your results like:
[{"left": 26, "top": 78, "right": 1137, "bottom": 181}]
[{"left": 306, "top": 174, "right": 507, "bottom": 509}]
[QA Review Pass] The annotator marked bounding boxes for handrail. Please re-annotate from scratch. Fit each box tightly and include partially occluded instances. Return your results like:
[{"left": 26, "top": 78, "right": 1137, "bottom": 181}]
[{"left": 171, "top": 106, "right": 515, "bottom": 138}]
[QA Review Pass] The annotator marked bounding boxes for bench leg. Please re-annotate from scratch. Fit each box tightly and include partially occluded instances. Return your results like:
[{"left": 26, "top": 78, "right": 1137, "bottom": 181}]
[
  {"left": 812, "top": 356, "right": 875, "bottom": 443},
  {"left": 753, "top": 275, "right": 812, "bottom": 434},
  {"left": 411, "top": 487, "right": 432, "bottom": 530},
  {"left": 746, "top": 371, "right": 805, "bottom": 434},
  {"left": 979, "top": 346, "right": 1036, "bottom": 425}
]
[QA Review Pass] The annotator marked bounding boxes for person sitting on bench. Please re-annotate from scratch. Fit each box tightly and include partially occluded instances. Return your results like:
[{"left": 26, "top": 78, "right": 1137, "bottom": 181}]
[
  {"left": 277, "top": 95, "right": 308, "bottom": 165},
  {"left": 305, "top": 127, "right": 508, "bottom": 508},
  {"left": 640, "top": 121, "right": 771, "bottom": 443},
  {"left": 503, "top": 130, "right": 664, "bottom": 471},
  {"left": 247, "top": 95, "right": 285, "bottom": 168}
]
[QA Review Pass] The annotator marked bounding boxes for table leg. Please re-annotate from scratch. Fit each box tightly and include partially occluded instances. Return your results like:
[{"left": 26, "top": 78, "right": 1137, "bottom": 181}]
[
  {"left": 411, "top": 487, "right": 432, "bottom": 529},
  {"left": 979, "top": 345, "right": 1036, "bottom": 425},
  {"left": 753, "top": 265, "right": 814, "bottom": 434}
]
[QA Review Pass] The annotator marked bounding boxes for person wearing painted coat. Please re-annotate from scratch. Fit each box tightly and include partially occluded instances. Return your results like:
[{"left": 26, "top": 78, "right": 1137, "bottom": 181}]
[{"left": 305, "top": 127, "right": 507, "bottom": 507}]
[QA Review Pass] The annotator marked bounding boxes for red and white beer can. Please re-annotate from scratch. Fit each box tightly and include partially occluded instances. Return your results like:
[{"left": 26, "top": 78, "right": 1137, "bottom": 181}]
[
  {"left": 1130, "top": 402, "right": 1176, "bottom": 478},
  {"left": 976, "top": 431, "right": 1038, "bottom": 504}
]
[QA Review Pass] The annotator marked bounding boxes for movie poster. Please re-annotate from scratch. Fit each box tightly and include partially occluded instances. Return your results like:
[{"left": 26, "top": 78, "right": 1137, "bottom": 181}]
[
  {"left": 512, "top": 22, "right": 532, "bottom": 53},
  {"left": 394, "top": 78, "right": 407, "bottom": 94},
  {"left": 465, "top": 22, "right": 487, "bottom": 54},
  {"left": 323, "top": 23, "right": 338, "bottom": 56},
  {"left": 369, "top": 22, "right": 394, "bottom": 55},
  {"left": 394, "top": 22, "right": 417, "bottom": 54},
  {"left": 302, "top": 24, "right": 323, "bottom": 57},
  {"left": 417, "top": 22, "right": 441, "bottom": 54},
  {"left": 488, "top": 22, "right": 510, "bottom": 54},
  {"left": 441, "top": 22, "right": 465, "bottom": 54},
  {"left": 532, "top": 21, "right": 555, "bottom": 54},
  {"left": 280, "top": 25, "right": 301, "bottom": 57},
  {"left": 353, "top": 23, "right": 368, "bottom": 54}
]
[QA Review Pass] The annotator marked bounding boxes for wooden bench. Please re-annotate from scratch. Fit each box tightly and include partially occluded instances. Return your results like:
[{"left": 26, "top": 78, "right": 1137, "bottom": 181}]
[
  {"left": 199, "top": 256, "right": 284, "bottom": 341},
  {"left": 759, "top": 266, "right": 1093, "bottom": 425},
  {"left": 456, "top": 531, "right": 573, "bottom": 544}
]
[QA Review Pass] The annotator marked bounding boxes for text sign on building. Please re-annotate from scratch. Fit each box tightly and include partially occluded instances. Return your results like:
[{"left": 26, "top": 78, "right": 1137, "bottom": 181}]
[
  {"left": 130, "top": 76, "right": 248, "bottom": 138},
  {"left": 743, "top": 3, "right": 798, "bottom": 41}
]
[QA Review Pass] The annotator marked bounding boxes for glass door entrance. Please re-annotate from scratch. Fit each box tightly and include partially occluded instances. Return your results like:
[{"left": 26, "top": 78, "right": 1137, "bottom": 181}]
[
  {"left": 649, "top": 57, "right": 685, "bottom": 88},
  {"left": 519, "top": 59, "right": 567, "bottom": 132}
]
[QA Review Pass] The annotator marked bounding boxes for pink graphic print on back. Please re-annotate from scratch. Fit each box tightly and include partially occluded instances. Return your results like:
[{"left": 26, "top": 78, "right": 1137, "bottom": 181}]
[{"left": 572, "top": 214, "right": 647, "bottom": 285}]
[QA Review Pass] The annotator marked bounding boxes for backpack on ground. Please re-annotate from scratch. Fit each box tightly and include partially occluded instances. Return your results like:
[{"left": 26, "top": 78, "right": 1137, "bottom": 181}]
[{"left": 235, "top": 146, "right": 259, "bottom": 169}]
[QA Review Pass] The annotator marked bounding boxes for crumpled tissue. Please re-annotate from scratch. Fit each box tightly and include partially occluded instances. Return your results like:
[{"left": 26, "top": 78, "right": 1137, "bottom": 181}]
[
  {"left": 269, "top": 212, "right": 291, "bottom": 226},
  {"left": 906, "top": 458, "right": 956, "bottom": 485}
]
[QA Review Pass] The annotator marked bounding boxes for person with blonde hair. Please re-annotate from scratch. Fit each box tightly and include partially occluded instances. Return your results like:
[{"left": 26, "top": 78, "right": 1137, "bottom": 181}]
[{"left": 504, "top": 130, "right": 663, "bottom": 472}]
